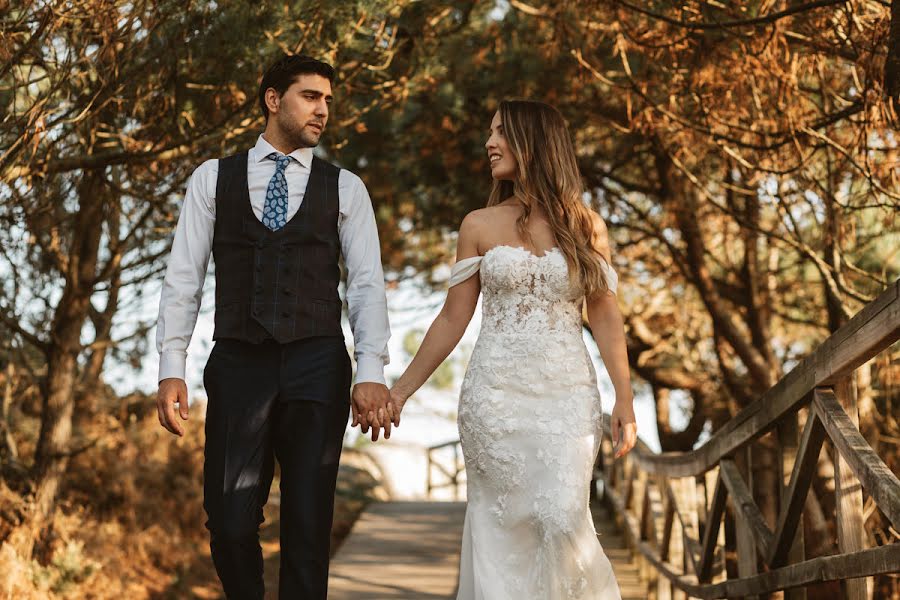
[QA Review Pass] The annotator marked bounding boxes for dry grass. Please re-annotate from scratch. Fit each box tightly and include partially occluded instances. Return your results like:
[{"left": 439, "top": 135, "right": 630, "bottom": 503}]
[{"left": 0, "top": 392, "right": 386, "bottom": 599}]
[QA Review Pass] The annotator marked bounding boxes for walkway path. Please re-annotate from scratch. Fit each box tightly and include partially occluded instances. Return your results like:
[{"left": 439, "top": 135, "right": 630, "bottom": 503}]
[
  {"left": 328, "top": 501, "right": 467, "bottom": 599},
  {"left": 328, "top": 500, "right": 647, "bottom": 600}
]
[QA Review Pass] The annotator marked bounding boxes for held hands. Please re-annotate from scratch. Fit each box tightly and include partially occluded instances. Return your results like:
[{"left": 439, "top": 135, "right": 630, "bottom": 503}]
[
  {"left": 351, "top": 382, "right": 400, "bottom": 442},
  {"left": 611, "top": 397, "right": 637, "bottom": 459},
  {"left": 157, "top": 378, "right": 189, "bottom": 436}
]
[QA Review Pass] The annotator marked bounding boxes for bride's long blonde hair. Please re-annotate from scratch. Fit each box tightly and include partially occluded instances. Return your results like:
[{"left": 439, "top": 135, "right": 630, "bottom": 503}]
[{"left": 488, "top": 100, "right": 610, "bottom": 297}]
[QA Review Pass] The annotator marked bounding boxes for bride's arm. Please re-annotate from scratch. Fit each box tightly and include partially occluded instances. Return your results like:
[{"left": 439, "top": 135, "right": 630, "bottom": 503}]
[
  {"left": 389, "top": 213, "right": 483, "bottom": 421},
  {"left": 585, "top": 214, "right": 637, "bottom": 458}
]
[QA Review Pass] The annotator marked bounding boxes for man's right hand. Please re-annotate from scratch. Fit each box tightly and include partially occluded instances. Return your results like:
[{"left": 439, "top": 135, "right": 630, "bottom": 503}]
[{"left": 157, "top": 378, "right": 189, "bottom": 436}]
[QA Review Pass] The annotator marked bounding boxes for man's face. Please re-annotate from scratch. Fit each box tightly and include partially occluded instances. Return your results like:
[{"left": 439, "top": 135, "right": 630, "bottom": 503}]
[{"left": 267, "top": 73, "right": 333, "bottom": 148}]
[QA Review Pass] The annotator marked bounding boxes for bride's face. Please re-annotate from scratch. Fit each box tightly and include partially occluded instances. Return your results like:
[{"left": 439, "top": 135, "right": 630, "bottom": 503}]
[{"left": 485, "top": 111, "right": 517, "bottom": 180}]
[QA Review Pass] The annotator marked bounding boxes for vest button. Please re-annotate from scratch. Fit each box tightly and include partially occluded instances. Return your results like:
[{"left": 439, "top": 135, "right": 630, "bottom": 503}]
[
  {"left": 282, "top": 289, "right": 292, "bottom": 296},
  {"left": 281, "top": 311, "right": 290, "bottom": 318},
  {"left": 255, "top": 265, "right": 262, "bottom": 272}
]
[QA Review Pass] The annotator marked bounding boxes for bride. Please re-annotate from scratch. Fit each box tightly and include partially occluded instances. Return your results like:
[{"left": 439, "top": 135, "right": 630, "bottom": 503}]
[{"left": 387, "top": 100, "right": 636, "bottom": 599}]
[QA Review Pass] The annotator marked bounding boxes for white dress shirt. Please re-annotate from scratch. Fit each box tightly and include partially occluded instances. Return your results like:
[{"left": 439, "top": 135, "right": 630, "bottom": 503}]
[{"left": 156, "top": 134, "right": 391, "bottom": 385}]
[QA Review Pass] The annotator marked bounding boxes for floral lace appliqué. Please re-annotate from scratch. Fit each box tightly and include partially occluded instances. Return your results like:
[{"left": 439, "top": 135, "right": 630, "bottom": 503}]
[{"left": 455, "top": 245, "right": 621, "bottom": 600}]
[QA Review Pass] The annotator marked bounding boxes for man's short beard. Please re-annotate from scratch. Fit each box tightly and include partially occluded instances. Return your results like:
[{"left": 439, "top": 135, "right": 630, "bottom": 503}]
[{"left": 277, "top": 114, "right": 321, "bottom": 148}]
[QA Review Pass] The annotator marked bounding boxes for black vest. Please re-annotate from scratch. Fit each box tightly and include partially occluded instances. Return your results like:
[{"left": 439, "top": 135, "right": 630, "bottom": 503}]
[{"left": 211, "top": 150, "right": 343, "bottom": 343}]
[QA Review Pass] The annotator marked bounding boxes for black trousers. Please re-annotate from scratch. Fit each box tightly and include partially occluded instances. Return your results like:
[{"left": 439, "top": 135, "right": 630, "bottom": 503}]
[{"left": 202, "top": 336, "right": 351, "bottom": 600}]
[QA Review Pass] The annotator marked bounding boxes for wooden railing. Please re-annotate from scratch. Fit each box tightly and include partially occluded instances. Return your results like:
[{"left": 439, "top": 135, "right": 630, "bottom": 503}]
[
  {"left": 594, "top": 280, "right": 900, "bottom": 599},
  {"left": 426, "top": 439, "right": 465, "bottom": 500}
]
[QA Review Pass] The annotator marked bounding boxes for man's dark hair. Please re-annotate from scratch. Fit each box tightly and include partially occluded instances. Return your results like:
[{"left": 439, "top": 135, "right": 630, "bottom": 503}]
[{"left": 258, "top": 55, "right": 335, "bottom": 121}]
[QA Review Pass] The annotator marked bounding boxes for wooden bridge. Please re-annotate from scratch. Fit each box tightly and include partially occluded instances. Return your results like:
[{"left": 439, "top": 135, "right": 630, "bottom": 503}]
[{"left": 329, "top": 281, "right": 900, "bottom": 599}]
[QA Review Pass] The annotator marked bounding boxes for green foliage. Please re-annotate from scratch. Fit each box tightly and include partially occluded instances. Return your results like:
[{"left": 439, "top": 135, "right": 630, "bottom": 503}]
[{"left": 31, "top": 541, "right": 98, "bottom": 594}]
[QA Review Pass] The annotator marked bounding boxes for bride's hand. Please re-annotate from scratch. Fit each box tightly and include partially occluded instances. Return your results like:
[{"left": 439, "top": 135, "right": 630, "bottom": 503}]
[
  {"left": 611, "top": 399, "right": 637, "bottom": 459},
  {"left": 388, "top": 388, "right": 408, "bottom": 427}
]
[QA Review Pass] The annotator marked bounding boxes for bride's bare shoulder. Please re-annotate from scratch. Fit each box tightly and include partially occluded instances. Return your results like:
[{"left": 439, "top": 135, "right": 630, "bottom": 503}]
[
  {"left": 458, "top": 206, "right": 509, "bottom": 255},
  {"left": 462, "top": 205, "right": 516, "bottom": 230},
  {"left": 587, "top": 209, "right": 612, "bottom": 262},
  {"left": 459, "top": 206, "right": 500, "bottom": 234}
]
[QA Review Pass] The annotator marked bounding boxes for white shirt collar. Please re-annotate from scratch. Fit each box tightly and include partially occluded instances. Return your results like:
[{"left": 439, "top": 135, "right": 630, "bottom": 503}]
[{"left": 252, "top": 134, "right": 314, "bottom": 169}]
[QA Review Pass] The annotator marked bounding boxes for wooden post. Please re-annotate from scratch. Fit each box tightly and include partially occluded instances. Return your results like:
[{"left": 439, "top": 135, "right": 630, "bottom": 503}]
[
  {"left": 657, "top": 550, "right": 672, "bottom": 600},
  {"left": 698, "top": 468, "right": 728, "bottom": 583},
  {"left": 659, "top": 490, "right": 676, "bottom": 599},
  {"left": 777, "top": 407, "right": 807, "bottom": 600},
  {"left": 678, "top": 477, "right": 701, "bottom": 578},
  {"left": 671, "top": 507, "right": 687, "bottom": 600},
  {"left": 735, "top": 445, "right": 759, "bottom": 600},
  {"left": 624, "top": 457, "right": 637, "bottom": 514},
  {"left": 632, "top": 471, "right": 653, "bottom": 589},
  {"left": 606, "top": 436, "right": 618, "bottom": 491},
  {"left": 832, "top": 378, "right": 869, "bottom": 600},
  {"left": 695, "top": 474, "right": 708, "bottom": 550},
  {"left": 704, "top": 468, "right": 727, "bottom": 584},
  {"left": 643, "top": 477, "right": 665, "bottom": 600},
  {"left": 648, "top": 477, "right": 665, "bottom": 547}
]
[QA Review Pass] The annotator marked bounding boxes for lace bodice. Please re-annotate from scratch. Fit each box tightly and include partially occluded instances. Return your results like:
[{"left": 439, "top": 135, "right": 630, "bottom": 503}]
[{"left": 450, "top": 245, "right": 617, "bottom": 337}]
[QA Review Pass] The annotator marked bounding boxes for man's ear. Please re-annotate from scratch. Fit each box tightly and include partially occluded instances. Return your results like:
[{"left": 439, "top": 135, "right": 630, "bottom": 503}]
[{"left": 265, "top": 88, "right": 280, "bottom": 114}]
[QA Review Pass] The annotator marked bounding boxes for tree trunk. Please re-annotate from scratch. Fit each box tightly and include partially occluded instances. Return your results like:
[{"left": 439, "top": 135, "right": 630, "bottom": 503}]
[
  {"left": 654, "top": 385, "right": 709, "bottom": 452},
  {"left": 885, "top": 0, "right": 900, "bottom": 113},
  {"left": 1, "top": 362, "right": 19, "bottom": 464},
  {"left": 75, "top": 198, "right": 122, "bottom": 418},
  {"left": 16, "top": 170, "right": 105, "bottom": 558}
]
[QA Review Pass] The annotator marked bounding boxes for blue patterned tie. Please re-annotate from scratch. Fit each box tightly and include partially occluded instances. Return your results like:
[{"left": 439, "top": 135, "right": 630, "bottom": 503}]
[{"left": 262, "top": 153, "right": 292, "bottom": 231}]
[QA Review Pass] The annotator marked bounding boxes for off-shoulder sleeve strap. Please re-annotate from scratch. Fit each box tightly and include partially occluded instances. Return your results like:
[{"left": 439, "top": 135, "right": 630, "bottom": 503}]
[
  {"left": 602, "top": 261, "right": 619, "bottom": 295},
  {"left": 449, "top": 255, "right": 483, "bottom": 287}
]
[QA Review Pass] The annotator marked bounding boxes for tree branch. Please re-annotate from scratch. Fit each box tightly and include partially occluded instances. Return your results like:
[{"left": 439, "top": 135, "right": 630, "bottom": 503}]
[
  {"left": 885, "top": 0, "right": 900, "bottom": 113},
  {"left": 0, "top": 309, "right": 48, "bottom": 355},
  {"left": 615, "top": 0, "right": 851, "bottom": 31}
]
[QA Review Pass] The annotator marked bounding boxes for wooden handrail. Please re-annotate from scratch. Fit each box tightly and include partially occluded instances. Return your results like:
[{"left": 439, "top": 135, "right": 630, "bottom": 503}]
[
  {"left": 633, "top": 279, "right": 900, "bottom": 478},
  {"left": 593, "top": 280, "right": 900, "bottom": 599},
  {"left": 812, "top": 388, "right": 900, "bottom": 531},
  {"left": 426, "top": 438, "right": 465, "bottom": 499}
]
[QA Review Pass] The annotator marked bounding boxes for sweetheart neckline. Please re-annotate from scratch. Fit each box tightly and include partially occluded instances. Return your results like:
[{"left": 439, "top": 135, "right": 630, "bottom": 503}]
[{"left": 482, "top": 244, "right": 561, "bottom": 260}]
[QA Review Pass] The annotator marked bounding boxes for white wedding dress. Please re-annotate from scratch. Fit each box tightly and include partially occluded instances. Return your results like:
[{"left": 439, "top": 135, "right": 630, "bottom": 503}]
[{"left": 449, "top": 244, "right": 621, "bottom": 600}]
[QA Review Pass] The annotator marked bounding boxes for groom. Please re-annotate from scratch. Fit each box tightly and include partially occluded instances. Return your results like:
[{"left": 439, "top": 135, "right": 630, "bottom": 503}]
[{"left": 155, "top": 55, "right": 393, "bottom": 599}]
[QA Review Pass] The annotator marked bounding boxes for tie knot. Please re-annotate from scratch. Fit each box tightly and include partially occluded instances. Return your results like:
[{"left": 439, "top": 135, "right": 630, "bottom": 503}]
[{"left": 267, "top": 153, "right": 292, "bottom": 171}]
